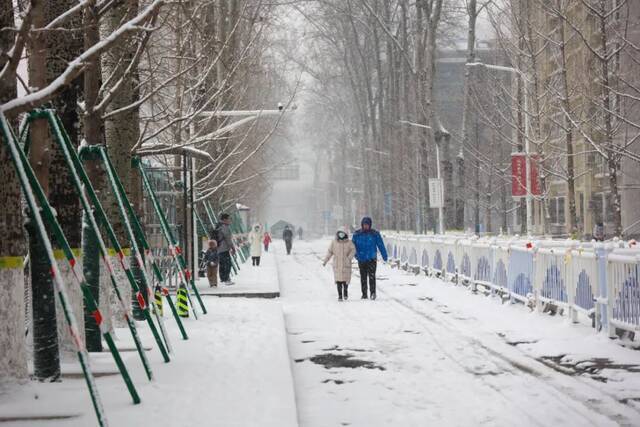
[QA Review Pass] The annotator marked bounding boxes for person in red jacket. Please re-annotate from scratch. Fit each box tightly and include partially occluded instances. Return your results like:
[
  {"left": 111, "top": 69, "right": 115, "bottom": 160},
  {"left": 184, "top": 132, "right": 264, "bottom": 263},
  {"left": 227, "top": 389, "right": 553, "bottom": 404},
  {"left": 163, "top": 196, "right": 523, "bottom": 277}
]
[{"left": 263, "top": 231, "right": 272, "bottom": 252}]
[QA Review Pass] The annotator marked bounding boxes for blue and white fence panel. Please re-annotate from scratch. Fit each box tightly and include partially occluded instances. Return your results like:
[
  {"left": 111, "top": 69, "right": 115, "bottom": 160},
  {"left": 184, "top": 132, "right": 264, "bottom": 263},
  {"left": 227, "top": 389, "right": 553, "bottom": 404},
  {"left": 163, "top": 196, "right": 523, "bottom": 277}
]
[
  {"left": 607, "top": 252, "right": 640, "bottom": 334},
  {"left": 383, "top": 232, "right": 640, "bottom": 336}
]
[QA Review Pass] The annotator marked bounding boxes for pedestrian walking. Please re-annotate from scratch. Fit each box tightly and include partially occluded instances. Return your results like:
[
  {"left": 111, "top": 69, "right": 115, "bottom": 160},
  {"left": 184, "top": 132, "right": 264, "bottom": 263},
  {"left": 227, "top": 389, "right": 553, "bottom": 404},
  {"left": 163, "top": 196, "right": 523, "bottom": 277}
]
[
  {"left": 263, "top": 231, "right": 272, "bottom": 252},
  {"left": 203, "top": 240, "right": 219, "bottom": 287},
  {"left": 297, "top": 226, "right": 304, "bottom": 240},
  {"left": 352, "top": 217, "right": 388, "bottom": 300},
  {"left": 249, "top": 224, "right": 263, "bottom": 266},
  {"left": 322, "top": 230, "right": 356, "bottom": 301},
  {"left": 215, "top": 213, "right": 236, "bottom": 285},
  {"left": 283, "top": 225, "right": 294, "bottom": 255}
]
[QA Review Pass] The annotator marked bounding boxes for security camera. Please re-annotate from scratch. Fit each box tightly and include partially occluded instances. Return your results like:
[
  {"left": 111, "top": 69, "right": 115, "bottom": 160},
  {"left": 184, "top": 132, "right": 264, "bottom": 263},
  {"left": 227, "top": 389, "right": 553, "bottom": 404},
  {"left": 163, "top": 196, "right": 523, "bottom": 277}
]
[{"left": 277, "top": 102, "right": 283, "bottom": 111}]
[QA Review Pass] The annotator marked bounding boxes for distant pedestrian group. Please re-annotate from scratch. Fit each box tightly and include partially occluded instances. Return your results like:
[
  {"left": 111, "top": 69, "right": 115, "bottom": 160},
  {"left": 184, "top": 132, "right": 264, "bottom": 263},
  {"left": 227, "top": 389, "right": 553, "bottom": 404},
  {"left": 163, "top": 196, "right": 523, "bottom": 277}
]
[
  {"left": 323, "top": 216, "right": 388, "bottom": 301},
  {"left": 205, "top": 214, "right": 271, "bottom": 287}
]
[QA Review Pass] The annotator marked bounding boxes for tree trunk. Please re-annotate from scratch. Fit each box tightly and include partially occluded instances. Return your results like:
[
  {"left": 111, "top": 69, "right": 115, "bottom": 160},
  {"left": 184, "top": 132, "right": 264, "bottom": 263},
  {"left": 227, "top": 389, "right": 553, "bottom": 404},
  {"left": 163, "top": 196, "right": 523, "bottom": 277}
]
[
  {"left": 28, "top": 0, "right": 60, "bottom": 380},
  {"left": 45, "top": 0, "right": 85, "bottom": 358},
  {"left": 82, "top": 1, "right": 104, "bottom": 352},
  {"left": 101, "top": 0, "right": 146, "bottom": 319},
  {"left": 459, "top": 0, "right": 477, "bottom": 231},
  {"left": 554, "top": 2, "right": 578, "bottom": 236},
  {"left": 0, "top": 0, "right": 28, "bottom": 382}
]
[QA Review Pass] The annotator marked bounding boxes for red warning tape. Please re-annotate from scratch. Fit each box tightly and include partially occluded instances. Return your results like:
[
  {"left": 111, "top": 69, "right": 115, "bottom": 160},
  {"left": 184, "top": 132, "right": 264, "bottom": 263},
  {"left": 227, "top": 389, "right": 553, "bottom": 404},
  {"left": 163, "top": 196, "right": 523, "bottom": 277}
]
[
  {"left": 136, "top": 291, "right": 147, "bottom": 310},
  {"left": 91, "top": 310, "right": 103, "bottom": 325}
]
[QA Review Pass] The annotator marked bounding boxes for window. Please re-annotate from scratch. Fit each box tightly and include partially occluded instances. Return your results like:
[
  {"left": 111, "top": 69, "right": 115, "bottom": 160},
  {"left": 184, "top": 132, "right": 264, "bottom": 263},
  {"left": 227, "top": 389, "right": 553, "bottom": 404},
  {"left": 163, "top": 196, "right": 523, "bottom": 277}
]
[{"left": 549, "top": 197, "right": 566, "bottom": 225}]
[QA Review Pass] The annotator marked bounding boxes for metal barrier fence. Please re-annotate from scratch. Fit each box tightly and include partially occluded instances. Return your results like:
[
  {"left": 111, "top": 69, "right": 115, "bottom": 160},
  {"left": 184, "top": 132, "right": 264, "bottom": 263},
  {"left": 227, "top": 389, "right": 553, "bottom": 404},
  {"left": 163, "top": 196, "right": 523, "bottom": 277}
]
[{"left": 384, "top": 233, "right": 640, "bottom": 336}]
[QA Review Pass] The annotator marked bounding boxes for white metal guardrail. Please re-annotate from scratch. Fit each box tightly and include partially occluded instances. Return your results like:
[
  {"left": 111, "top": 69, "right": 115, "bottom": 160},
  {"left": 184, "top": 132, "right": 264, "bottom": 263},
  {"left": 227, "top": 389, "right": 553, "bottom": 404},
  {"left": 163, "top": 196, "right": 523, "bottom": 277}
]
[{"left": 384, "top": 233, "right": 640, "bottom": 337}]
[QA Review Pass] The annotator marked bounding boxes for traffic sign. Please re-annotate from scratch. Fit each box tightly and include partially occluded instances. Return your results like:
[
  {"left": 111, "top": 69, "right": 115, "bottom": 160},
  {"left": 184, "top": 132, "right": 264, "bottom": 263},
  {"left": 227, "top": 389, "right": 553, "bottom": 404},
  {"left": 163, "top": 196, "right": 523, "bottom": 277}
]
[{"left": 428, "top": 178, "right": 444, "bottom": 208}]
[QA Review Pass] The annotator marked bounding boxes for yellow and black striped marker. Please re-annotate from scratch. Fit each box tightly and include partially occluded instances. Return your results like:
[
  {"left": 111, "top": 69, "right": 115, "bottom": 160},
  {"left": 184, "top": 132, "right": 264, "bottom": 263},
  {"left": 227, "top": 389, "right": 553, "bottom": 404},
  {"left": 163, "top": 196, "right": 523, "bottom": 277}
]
[
  {"left": 154, "top": 288, "right": 163, "bottom": 317},
  {"left": 177, "top": 286, "right": 189, "bottom": 318}
]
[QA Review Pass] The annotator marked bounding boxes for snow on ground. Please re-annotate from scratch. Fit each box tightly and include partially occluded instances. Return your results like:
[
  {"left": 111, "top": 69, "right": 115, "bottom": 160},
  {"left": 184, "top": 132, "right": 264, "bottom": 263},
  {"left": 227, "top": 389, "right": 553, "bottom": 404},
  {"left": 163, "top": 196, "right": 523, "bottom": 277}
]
[
  {"left": 2, "top": 238, "right": 640, "bottom": 426},
  {"left": 0, "top": 252, "right": 297, "bottom": 427},
  {"left": 280, "top": 239, "right": 640, "bottom": 427},
  {"left": 195, "top": 248, "right": 280, "bottom": 297}
]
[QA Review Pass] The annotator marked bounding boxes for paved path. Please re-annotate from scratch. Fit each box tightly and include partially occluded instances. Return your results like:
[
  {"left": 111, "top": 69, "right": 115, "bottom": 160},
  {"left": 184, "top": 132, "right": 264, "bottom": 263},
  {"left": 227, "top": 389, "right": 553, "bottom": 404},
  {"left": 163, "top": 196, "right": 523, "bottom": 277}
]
[{"left": 276, "top": 240, "right": 640, "bottom": 427}]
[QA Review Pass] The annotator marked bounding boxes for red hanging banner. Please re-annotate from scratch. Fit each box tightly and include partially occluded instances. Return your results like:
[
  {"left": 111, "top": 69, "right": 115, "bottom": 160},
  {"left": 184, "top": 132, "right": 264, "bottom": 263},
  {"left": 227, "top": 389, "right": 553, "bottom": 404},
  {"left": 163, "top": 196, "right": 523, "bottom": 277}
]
[
  {"left": 511, "top": 153, "right": 540, "bottom": 197},
  {"left": 512, "top": 154, "right": 526, "bottom": 197}
]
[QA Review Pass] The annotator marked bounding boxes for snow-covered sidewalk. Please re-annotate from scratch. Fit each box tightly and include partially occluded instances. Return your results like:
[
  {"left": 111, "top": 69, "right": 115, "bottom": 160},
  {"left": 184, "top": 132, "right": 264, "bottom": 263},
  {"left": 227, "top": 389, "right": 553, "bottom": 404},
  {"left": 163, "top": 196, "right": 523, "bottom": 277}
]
[
  {"left": 196, "top": 248, "right": 280, "bottom": 298},
  {"left": 0, "top": 252, "right": 297, "bottom": 426},
  {"left": 280, "top": 239, "right": 640, "bottom": 427}
]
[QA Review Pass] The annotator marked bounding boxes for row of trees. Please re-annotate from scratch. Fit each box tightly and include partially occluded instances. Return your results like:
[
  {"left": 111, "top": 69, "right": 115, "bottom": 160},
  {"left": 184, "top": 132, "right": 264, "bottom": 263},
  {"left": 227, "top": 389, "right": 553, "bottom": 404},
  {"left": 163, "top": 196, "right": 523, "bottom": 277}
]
[
  {"left": 298, "top": 0, "right": 640, "bottom": 239},
  {"left": 0, "top": 0, "right": 289, "bottom": 381}
]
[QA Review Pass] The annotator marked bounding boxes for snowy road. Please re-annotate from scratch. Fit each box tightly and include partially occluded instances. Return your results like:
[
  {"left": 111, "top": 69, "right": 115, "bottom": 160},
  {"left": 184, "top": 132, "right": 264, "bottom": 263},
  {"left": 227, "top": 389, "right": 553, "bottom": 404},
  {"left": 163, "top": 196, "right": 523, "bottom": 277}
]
[{"left": 278, "top": 240, "right": 640, "bottom": 427}]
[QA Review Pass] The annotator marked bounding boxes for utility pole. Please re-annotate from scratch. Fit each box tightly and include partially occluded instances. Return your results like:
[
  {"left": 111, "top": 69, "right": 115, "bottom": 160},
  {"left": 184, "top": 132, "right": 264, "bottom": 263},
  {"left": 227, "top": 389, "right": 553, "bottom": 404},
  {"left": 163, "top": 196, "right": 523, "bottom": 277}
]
[{"left": 466, "top": 62, "right": 532, "bottom": 235}]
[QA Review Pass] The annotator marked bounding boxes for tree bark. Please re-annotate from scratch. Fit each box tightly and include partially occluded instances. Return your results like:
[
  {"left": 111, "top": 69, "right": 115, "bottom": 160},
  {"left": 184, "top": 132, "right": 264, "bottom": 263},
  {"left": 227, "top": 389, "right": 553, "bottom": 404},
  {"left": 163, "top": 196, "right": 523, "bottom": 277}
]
[
  {"left": 82, "top": 0, "right": 104, "bottom": 351},
  {"left": 0, "top": 0, "right": 28, "bottom": 381},
  {"left": 27, "top": 0, "right": 60, "bottom": 380}
]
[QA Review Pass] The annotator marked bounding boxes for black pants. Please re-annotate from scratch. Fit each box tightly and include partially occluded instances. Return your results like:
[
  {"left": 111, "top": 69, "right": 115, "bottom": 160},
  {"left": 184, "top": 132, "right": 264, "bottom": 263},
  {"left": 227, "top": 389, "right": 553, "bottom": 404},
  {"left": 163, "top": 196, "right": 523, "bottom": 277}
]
[
  {"left": 285, "top": 240, "right": 292, "bottom": 254},
  {"left": 219, "top": 251, "right": 232, "bottom": 282},
  {"left": 252, "top": 256, "right": 261, "bottom": 266},
  {"left": 358, "top": 259, "right": 377, "bottom": 297},
  {"left": 336, "top": 281, "right": 348, "bottom": 299}
]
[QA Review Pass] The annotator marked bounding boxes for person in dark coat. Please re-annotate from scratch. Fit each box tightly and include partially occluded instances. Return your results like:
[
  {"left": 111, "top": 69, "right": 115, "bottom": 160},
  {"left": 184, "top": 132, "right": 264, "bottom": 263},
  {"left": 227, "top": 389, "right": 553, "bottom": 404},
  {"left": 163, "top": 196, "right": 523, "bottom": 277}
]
[
  {"left": 203, "top": 240, "right": 219, "bottom": 287},
  {"left": 283, "top": 225, "right": 294, "bottom": 255},
  {"left": 216, "top": 213, "right": 236, "bottom": 285},
  {"left": 351, "top": 217, "right": 388, "bottom": 300},
  {"left": 297, "top": 226, "right": 304, "bottom": 240}
]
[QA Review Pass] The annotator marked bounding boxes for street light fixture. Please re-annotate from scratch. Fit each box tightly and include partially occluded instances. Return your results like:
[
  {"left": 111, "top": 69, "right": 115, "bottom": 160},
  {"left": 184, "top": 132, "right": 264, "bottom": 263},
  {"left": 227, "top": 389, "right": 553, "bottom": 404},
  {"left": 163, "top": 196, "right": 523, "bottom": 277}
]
[{"left": 466, "top": 62, "right": 532, "bottom": 236}]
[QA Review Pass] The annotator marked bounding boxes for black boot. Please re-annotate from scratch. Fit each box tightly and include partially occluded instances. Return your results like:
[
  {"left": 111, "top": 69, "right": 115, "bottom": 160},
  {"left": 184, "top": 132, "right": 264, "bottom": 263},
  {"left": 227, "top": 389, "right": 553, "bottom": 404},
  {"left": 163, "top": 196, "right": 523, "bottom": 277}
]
[
  {"left": 336, "top": 283, "right": 343, "bottom": 301},
  {"left": 343, "top": 286, "right": 348, "bottom": 300}
]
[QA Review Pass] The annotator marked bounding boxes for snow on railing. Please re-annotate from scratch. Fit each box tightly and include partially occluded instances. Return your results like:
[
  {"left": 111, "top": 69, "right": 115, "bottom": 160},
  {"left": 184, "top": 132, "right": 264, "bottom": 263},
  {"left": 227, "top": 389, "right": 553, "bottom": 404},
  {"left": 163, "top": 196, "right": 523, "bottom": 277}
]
[{"left": 383, "top": 232, "right": 640, "bottom": 336}]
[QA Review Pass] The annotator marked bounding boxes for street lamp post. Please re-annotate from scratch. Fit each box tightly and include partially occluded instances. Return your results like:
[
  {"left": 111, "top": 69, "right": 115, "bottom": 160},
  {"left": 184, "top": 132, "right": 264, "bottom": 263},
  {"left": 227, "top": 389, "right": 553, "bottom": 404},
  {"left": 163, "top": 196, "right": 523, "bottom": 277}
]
[
  {"left": 398, "top": 120, "right": 445, "bottom": 235},
  {"left": 466, "top": 62, "right": 532, "bottom": 235}
]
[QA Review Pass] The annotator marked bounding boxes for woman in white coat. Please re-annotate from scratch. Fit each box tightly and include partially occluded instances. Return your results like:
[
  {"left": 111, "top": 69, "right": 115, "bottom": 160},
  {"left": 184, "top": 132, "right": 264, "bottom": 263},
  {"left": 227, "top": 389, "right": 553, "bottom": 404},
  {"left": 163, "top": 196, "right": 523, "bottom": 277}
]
[
  {"left": 249, "top": 224, "right": 263, "bottom": 266},
  {"left": 322, "top": 230, "right": 356, "bottom": 301}
]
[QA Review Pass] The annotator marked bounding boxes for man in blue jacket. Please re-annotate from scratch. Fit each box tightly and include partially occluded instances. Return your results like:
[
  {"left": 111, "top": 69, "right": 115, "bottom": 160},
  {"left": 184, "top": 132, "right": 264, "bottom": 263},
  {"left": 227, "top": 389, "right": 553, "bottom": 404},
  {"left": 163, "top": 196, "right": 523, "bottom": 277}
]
[{"left": 352, "top": 217, "right": 388, "bottom": 300}]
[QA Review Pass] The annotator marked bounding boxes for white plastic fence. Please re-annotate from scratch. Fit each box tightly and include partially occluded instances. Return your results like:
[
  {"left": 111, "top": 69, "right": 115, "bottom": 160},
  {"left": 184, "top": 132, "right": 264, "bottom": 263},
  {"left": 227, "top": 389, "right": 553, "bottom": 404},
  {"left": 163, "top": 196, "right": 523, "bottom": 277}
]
[{"left": 384, "top": 233, "right": 640, "bottom": 336}]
